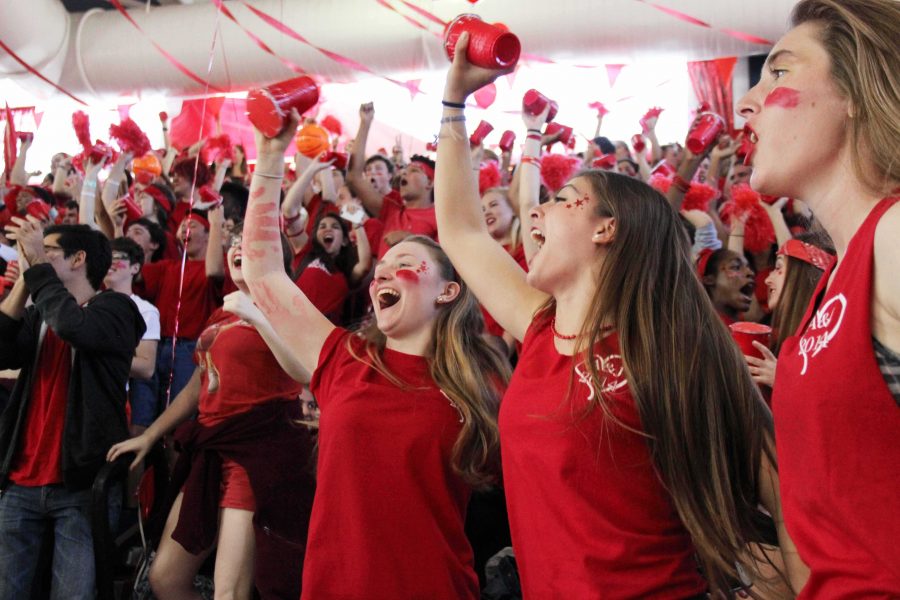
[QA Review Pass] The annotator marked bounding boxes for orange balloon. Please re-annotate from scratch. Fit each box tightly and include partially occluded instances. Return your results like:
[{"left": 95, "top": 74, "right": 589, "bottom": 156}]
[
  {"left": 295, "top": 123, "right": 331, "bottom": 158},
  {"left": 132, "top": 152, "right": 162, "bottom": 177}
]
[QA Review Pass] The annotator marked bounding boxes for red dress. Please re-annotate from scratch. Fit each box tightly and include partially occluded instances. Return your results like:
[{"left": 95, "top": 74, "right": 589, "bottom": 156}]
[
  {"left": 500, "top": 316, "right": 707, "bottom": 598},
  {"left": 772, "top": 196, "right": 900, "bottom": 597},
  {"left": 304, "top": 328, "right": 479, "bottom": 599}
]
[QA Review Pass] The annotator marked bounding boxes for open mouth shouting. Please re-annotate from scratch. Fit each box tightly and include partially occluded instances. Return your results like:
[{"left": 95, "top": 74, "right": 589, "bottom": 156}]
[
  {"left": 530, "top": 227, "right": 546, "bottom": 249},
  {"left": 376, "top": 286, "right": 401, "bottom": 310},
  {"left": 738, "top": 280, "right": 755, "bottom": 308},
  {"left": 742, "top": 125, "right": 758, "bottom": 166}
]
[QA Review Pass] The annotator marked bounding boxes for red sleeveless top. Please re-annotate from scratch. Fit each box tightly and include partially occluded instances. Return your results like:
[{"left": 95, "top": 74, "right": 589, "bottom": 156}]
[{"left": 773, "top": 196, "right": 900, "bottom": 597}]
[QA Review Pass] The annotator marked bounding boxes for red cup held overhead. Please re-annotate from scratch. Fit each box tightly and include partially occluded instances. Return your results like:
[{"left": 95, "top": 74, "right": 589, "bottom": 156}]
[
  {"left": 444, "top": 14, "right": 521, "bottom": 70},
  {"left": 498, "top": 130, "right": 516, "bottom": 152},
  {"left": 469, "top": 120, "right": 494, "bottom": 147},
  {"left": 544, "top": 122, "right": 573, "bottom": 146},
  {"left": 246, "top": 76, "right": 320, "bottom": 138},
  {"left": 631, "top": 134, "right": 646, "bottom": 153},
  {"left": 522, "top": 89, "right": 558, "bottom": 123},
  {"left": 686, "top": 112, "right": 726, "bottom": 155}
]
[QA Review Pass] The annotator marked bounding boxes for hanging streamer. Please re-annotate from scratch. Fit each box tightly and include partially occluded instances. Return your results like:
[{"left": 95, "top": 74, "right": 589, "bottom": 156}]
[
  {"left": 374, "top": 0, "right": 441, "bottom": 36},
  {"left": 634, "top": 0, "right": 773, "bottom": 46},
  {"left": 211, "top": 0, "right": 308, "bottom": 76},
  {"left": 106, "top": 0, "right": 225, "bottom": 92},
  {"left": 0, "top": 38, "right": 89, "bottom": 105}
]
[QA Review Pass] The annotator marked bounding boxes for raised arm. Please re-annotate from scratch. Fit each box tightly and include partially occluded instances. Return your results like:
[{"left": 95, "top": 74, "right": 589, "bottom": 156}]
[
  {"left": 349, "top": 220, "right": 371, "bottom": 284},
  {"left": 760, "top": 197, "right": 792, "bottom": 249},
  {"left": 205, "top": 205, "right": 226, "bottom": 279},
  {"left": 345, "top": 103, "right": 385, "bottom": 217},
  {"left": 78, "top": 157, "right": 106, "bottom": 229},
  {"left": 242, "top": 111, "right": 335, "bottom": 374},
  {"left": 436, "top": 33, "right": 548, "bottom": 342},
  {"left": 518, "top": 107, "right": 550, "bottom": 266}
]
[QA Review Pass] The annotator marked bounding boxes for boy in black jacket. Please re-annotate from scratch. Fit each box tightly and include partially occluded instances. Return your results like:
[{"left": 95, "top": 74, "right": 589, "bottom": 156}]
[{"left": 0, "top": 220, "right": 145, "bottom": 599}]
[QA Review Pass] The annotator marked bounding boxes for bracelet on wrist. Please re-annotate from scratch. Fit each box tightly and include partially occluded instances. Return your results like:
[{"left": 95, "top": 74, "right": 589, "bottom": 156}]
[
  {"left": 525, "top": 134, "right": 541, "bottom": 142},
  {"left": 440, "top": 115, "right": 466, "bottom": 124},
  {"left": 254, "top": 172, "right": 284, "bottom": 180},
  {"left": 520, "top": 156, "right": 541, "bottom": 166},
  {"left": 526, "top": 128, "right": 542, "bottom": 135},
  {"left": 441, "top": 99, "right": 466, "bottom": 109},
  {"left": 283, "top": 212, "right": 303, "bottom": 225}
]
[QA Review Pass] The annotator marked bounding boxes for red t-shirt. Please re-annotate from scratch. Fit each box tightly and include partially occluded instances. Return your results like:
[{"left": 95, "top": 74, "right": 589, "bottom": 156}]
[
  {"left": 500, "top": 317, "right": 706, "bottom": 598},
  {"left": 194, "top": 310, "right": 303, "bottom": 426},
  {"left": 305, "top": 328, "right": 478, "bottom": 599},
  {"left": 376, "top": 190, "right": 438, "bottom": 258},
  {"left": 482, "top": 243, "right": 528, "bottom": 338},
  {"left": 8, "top": 329, "right": 71, "bottom": 486},
  {"left": 295, "top": 258, "right": 349, "bottom": 323},
  {"left": 773, "top": 196, "right": 900, "bottom": 596},
  {"left": 139, "top": 258, "right": 223, "bottom": 340}
]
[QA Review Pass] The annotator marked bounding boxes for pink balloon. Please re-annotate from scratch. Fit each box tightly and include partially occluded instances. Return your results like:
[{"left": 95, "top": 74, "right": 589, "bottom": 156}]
[{"left": 474, "top": 84, "right": 497, "bottom": 109}]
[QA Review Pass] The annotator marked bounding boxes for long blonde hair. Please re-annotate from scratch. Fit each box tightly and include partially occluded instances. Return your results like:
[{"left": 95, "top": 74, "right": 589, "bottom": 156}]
[
  {"left": 483, "top": 187, "right": 522, "bottom": 253},
  {"left": 792, "top": 0, "right": 900, "bottom": 192},
  {"left": 554, "top": 170, "right": 780, "bottom": 592},
  {"left": 349, "top": 236, "right": 510, "bottom": 488}
]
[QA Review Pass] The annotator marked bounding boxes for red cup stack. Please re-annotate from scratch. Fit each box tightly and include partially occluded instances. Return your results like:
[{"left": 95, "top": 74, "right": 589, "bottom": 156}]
[{"left": 246, "top": 76, "right": 320, "bottom": 138}]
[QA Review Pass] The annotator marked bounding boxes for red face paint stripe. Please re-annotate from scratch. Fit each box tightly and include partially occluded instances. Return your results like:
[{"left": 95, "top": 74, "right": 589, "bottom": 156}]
[
  {"left": 395, "top": 269, "right": 420, "bottom": 283},
  {"left": 764, "top": 87, "right": 800, "bottom": 108}
]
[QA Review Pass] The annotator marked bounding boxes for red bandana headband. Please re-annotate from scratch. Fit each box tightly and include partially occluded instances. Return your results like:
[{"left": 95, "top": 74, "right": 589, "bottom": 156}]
[
  {"left": 409, "top": 160, "right": 435, "bottom": 182},
  {"left": 778, "top": 239, "right": 835, "bottom": 271},
  {"left": 696, "top": 248, "right": 714, "bottom": 278}
]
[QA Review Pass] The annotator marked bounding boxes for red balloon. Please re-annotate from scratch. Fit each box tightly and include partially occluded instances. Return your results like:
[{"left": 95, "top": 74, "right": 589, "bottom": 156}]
[{"left": 474, "top": 83, "right": 497, "bottom": 109}]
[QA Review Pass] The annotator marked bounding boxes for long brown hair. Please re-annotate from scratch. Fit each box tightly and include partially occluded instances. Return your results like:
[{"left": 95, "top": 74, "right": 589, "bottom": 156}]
[
  {"left": 558, "top": 170, "right": 778, "bottom": 592},
  {"left": 483, "top": 187, "right": 522, "bottom": 252},
  {"left": 349, "top": 236, "right": 510, "bottom": 488},
  {"left": 769, "top": 260, "right": 823, "bottom": 355},
  {"left": 792, "top": 0, "right": 900, "bottom": 193}
]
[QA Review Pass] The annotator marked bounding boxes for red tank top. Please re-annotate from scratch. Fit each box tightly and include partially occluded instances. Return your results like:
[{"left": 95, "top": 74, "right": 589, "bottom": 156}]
[{"left": 773, "top": 196, "right": 900, "bottom": 597}]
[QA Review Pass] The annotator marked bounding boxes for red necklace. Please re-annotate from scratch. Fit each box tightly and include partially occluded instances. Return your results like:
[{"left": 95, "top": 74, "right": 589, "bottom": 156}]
[{"left": 550, "top": 318, "right": 577, "bottom": 340}]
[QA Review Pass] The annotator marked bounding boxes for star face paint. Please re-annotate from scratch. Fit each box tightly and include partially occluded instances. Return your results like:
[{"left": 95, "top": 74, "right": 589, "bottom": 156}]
[{"left": 764, "top": 87, "right": 800, "bottom": 109}]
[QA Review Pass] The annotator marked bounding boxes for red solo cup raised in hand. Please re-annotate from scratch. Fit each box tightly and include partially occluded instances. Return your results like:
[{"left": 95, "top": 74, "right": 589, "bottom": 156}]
[
  {"left": 16, "top": 132, "right": 34, "bottom": 144},
  {"left": 121, "top": 195, "right": 144, "bottom": 223},
  {"left": 522, "top": 89, "right": 558, "bottom": 123},
  {"left": 686, "top": 112, "right": 726, "bottom": 155},
  {"left": 650, "top": 160, "right": 677, "bottom": 178},
  {"left": 323, "top": 151, "right": 348, "bottom": 171},
  {"left": 729, "top": 322, "right": 772, "bottom": 360},
  {"left": 498, "top": 130, "right": 516, "bottom": 152},
  {"left": 469, "top": 120, "right": 494, "bottom": 147},
  {"left": 246, "top": 76, "right": 320, "bottom": 138},
  {"left": 592, "top": 154, "right": 616, "bottom": 170},
  {"left": 444, "top": 14, "right": 521, "bottom": 69},
  {"left": 631, "top": 134, "right": 646, "bottom": 153},
  {"left": 544, "top": 122, "right": 573, "bottom": 146}
]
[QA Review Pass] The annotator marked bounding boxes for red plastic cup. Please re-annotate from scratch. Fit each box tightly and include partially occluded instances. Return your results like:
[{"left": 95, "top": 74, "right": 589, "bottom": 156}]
[
  {"left": 686, "top": 112, "right": 726, "bottom": 155},
  {"left": 122, "top": 196, "right": 144, "bottom": 223},
  {"left": 631, "top": 134, "right": 646, "bottom": 153},
  {"left": 498, "top": 130, "right": 516, "bottom": 152},
  {"left": 650, "top": 160, "right": 677, "bottom": 178},
  {"left": 522, "top": 89, "right": 558, "bottom": 123},
  {"left": 246, "top": 76, "right": 320, "bottom": 138},
  {"left": 444, "top": 14, "right": 521, "bottom": 69},
  {"left": 592, "top": 154, "right": 616, "bottom": 169},
  {"left": 16, "top": 132, "right": 33, "bottom": 144},
  {"left": 469, "top": 120, "right": 494, "bottom": 146},
  {"left": 544, "top": 122, "right": 573, "bottom": 145},
  {"left": 323, "top": 151, "right": 348, "bottom": 170},
  {"left": 729, "top": 322, "right": 772, "bottom": 360}
]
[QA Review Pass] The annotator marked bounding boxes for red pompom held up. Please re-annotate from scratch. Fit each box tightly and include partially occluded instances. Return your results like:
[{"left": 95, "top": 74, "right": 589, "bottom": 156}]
[
  {"left": 647, "top": 173, "right": 673, "bottom": 194},
  {"left": 640, "top": 106, "right": 664, "bottom": 132},
  {"left": 539, "top": 153, "right": 580, "bottom": 194},
  {"left": 320, "top": 115, "right": 342, "bottom": 136},
  {"left": 205, "top": 134, "right": 234, "bottom": 163},
  {"left": 198, "top": 185, "right": 223, "bottom": 209},
  {"left": 720, "top": 183, "right": 776, "bottom": 253},
  {"left": 588, "top": 101, "right": 609, "bottom": 117},
  {"left": 682, "top": 182, "right": 719, "bottom": 212},
  {"left": 159, "top": 111, "right": 169, "bottom": 123},
  {"left": 109, "top": 118, "right": 151, "bottom": 157},
  {"left": 72, "top": 111, "right": 92, "bottom": 151},
  {"left": 478, "top": 160, "right": 501, "bottom": 196}
]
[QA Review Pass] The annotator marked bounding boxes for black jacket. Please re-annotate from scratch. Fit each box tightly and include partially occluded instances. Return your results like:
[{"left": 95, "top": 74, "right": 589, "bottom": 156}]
[{"left": 0, "top": 264, "right": 145, "bottom": 490}]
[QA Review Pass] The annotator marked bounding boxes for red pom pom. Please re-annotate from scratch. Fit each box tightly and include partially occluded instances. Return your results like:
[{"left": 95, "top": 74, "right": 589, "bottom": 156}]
[
  {"left": 720, "top": 183, "right": 776, "bottom": 253},
  {"left": 647, "top": 173, "right": 672, "bottom": 194},
  {"left": 159, "top": 111, "right": 169, "bottom": 123},
  {"left": 682, "top": 182, "right": 719, "bottom": 212},
  {"left": 588, "top": 101, "right": 609, "bottom": 116},
  {"left": 640, "top": 106, "right": 664, "bottom": 131},
  {"left": 198, "top": 185, "right": 223, "bottom": 208},
  {"left": 478, "top": 160, "right": 502, "bottom": 196},
  {"left": 109, "top": 119, "right": 151, "bottom": 157},
  {"left": 72, "top": 111, "right": 92, "bottom": 151},
  {"left": 204, "top": 134, "right": 234, "bottom": 164},
  {"left": 320, "top": 115, "right": 342, "bottom": 136},
  {"left": 539, "top": 154, "right": 580, "bottom": 193}
]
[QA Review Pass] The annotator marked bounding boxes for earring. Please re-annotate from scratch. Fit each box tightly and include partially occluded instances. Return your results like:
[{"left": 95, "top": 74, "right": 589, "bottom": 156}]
[{"left": 436, "top": 295, "right": 446, "bottom": 303}]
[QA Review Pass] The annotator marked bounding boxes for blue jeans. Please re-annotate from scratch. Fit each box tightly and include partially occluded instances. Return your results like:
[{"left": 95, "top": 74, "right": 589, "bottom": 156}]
[
  {"left": 0, "top": 482, "right": 119, "bottom": 599},
  {"left": 156, "top": 337, "right": 197, "bottom": 408}
]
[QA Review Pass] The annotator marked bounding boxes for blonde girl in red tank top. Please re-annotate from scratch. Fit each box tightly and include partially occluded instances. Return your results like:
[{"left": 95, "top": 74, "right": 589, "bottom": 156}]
[
  {"left": 434, "top": 34, "right": 806, "bottom": 597},
  {"left": 736, "top": 0, "right": 900, "bottom": 595}
]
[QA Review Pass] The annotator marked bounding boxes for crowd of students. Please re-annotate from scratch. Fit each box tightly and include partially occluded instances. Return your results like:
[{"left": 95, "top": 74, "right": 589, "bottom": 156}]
[{"left": 0, "top": 0, "right": 898, "bottom": 598}]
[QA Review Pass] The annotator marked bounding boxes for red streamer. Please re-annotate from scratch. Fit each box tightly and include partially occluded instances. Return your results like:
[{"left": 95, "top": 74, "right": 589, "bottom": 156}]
[
  {"left": 397, "top": 0, "right": 448, "bottom": 27},
  {"left": 635, "top": 0, "right": 773, "bottom": 46},
  {"left": 375, "top": 0, "right": 440, "bottom": 36},
  {"left": 0, "top": 38, "right": 89, "bottom": 105},
  {"left": 106, "top": 0, "right": 224, "bottom": 93},
  {"left": 211, "top": 0, "right": 307, "bottom": 76}
]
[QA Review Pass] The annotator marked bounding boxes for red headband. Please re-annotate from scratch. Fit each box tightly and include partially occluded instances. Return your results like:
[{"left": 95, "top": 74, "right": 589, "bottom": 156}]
[
  {"left": 181, "top": 213, "right": 210, "bottom": 231},
  {"left": 778, "top": 239, "right": 835, "bottom": 272},
  {"left": 134, "top": 184, "right": 172, "bottom": 214},
  {"left": 696, "top": 248, "right": 714, "bottom": 278},
  {"left": 409, "top": 160, "right": 435, "bottom": 182}
]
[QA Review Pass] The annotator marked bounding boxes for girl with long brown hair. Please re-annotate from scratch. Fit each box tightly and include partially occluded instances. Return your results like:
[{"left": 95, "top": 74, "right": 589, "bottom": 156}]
[
  {"left": 737, "top": 0, "right": 900, "bottom": 594},
  {"left": 435, "top": 33, "right": 804, "bottom": 597},
  {"left": 241, "top": 110, "right": 509, "bottom": 599}
]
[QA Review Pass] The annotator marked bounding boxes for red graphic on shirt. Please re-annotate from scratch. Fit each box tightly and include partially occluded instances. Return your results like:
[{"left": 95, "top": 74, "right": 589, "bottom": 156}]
[
  {"left": 797, "top": 293, "right": 846, "bottom": 375},
  {"left": 574, "top": 354, "right": 628, "bottom": 401},
  {"left": 764, "top": 87, "right": 800, "bottom": 109}
]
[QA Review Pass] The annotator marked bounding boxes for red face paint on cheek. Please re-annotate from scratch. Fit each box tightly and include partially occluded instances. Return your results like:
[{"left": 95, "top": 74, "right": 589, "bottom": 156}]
[
  {"left": 395, "top": 269, "right": 420, "bottom": 284},
  {"left": 415, "top": 261, "right": 428, "bottom": 274},
  {"left": 764, "top": 87, "right": 800, "bottom": 108}
]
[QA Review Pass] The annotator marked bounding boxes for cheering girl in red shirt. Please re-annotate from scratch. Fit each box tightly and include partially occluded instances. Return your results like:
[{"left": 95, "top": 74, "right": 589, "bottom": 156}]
[
  {"left": 435, "top": 33, "right": 805, "bottom": 597},
  {"left": 242, "top": 111, "right": 509, "bottom": 599}
]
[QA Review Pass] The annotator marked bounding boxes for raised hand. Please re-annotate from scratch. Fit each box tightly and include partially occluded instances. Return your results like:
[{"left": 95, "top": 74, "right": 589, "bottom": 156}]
[{"left": 444, "top": 32, "right": 515, "bottom": 104}]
